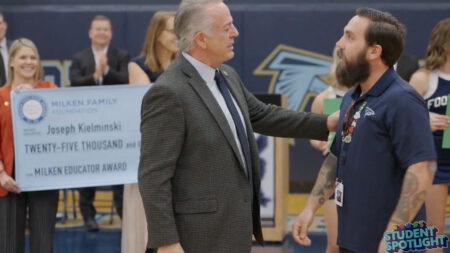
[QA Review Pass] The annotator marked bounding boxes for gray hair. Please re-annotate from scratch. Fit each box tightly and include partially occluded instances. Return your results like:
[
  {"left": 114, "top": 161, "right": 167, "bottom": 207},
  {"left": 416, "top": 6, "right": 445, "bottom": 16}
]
[{"left": 175, "top": 0, "right": 223, "bottom": 52}]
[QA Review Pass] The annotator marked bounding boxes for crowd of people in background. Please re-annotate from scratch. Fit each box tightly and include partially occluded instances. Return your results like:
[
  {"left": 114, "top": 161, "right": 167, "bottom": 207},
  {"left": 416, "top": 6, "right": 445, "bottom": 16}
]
[{"left": 0, "top": 2, "right": 449, "bottom": 252}]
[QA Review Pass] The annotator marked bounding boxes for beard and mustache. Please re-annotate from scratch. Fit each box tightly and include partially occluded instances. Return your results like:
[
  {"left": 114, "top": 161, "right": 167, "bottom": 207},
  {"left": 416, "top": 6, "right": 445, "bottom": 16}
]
[{"left": 335, "top": 47, "right": 370, "bottom": 88}]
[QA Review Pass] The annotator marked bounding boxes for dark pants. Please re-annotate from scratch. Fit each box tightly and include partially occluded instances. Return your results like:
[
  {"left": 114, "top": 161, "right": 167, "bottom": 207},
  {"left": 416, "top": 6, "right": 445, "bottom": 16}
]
[
  {"left": 0, "top": 190, "right": 59, "bottom": 253},
  {"left": 145, "top": 248, "right": 157, "bottom": 253},
  {"left": 78, "top": 185, "right": 124, "bottom": 222}
]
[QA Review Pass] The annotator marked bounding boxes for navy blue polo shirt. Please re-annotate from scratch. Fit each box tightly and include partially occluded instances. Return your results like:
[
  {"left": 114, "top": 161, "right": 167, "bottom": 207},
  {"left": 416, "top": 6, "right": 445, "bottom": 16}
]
[{"left": 330, "top": 68, "right": 436, "bottom": 252}]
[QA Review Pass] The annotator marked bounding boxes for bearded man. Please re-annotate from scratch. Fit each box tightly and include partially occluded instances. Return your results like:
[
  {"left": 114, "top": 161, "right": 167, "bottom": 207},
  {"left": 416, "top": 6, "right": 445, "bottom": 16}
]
[{"left": 292, "top": 7, "right": 437, "bottom": 253}]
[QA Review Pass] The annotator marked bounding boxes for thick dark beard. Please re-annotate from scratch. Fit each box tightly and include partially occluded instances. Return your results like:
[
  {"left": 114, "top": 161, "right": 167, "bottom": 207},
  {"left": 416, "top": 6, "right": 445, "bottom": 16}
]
[{"left": 336, "top": 49, "right": 370, "bottom": 88}]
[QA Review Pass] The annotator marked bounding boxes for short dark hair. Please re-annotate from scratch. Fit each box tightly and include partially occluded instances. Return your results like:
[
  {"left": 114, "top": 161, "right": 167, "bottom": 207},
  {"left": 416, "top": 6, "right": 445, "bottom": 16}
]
[
  {"left": 90, "top": 15, "right": 111, "bottom": 29},
  {"left": 356, "top": 7, "right": 406, "bottom": 67}
]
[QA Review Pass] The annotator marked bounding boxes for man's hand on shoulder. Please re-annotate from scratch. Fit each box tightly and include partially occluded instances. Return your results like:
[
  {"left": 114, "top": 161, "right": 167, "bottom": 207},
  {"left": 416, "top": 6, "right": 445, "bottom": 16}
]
[
  {"left": 327, "top": 110, "right": 340, "bottom": 132},
  {"left": 157, "top": 242, "right": 185, "bottom": 253}
]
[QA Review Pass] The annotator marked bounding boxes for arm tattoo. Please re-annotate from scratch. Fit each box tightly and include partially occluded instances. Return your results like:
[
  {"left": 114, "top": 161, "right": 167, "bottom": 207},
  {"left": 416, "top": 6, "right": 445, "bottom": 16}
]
[
  {"left": 412, "top": 191, "right": 427, "bottom": 209},
  {"left": 402, "top": 171, "right": 419, "bottom": 198},
  {"left": 427, "top": 160, "right": 437, "bottom": 177},
  {"left": 318, "top": 197, "right": 325, "bottom": 205},
  {"left": 393, "top": 170, "right": 426, "bottom": 223},
  {"left": 324, "top": 161, "right": 337, "bottom": 189},
  {"left": 311, "top": 154, "right": 337, "bottom": 205},
  {"left": 311, "top": 186, "right": 325, "bottom": 197},
  {"left": 394, "top": 171, "right": 418, "bottom": 222}
]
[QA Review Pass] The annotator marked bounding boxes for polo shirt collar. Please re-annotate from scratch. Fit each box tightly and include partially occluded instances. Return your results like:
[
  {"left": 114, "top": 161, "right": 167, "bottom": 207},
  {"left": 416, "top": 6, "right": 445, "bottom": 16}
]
[{"left": 351, "top": 67, "right": 396, "bottom": 100}]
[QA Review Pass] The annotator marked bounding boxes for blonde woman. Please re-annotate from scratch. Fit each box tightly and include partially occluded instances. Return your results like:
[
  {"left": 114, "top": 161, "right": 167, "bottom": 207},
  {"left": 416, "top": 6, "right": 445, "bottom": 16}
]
[
  {"left": 122, "top": 11, "right": 177, "bottom": 253},
  {"left": 0, "top": 38, "right": 58, "bottom": 253},
  {"left": 410, "top": 18, "right": 450, "bottom": 253}
]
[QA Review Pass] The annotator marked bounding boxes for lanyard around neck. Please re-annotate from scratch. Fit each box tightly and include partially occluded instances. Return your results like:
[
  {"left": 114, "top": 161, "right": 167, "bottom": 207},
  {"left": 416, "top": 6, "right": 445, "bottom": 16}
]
[{"left": 337, "top": 100, "right": 367, "bottom": 179}]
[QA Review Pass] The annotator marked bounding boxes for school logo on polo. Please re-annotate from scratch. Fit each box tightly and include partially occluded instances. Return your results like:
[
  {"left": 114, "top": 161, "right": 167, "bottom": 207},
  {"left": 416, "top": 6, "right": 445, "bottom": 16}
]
[
  {"left": 254, "top": 44, "right": 333, "bottom": 112},
  {"left": 384, "top": 221, "right": 448, "bottom": 252},
  {"left": 364, "top": 107, "right": 375, "bottom": 117},
  {"left": 18, "top": 95, "right": 48, "bottom": 124}
]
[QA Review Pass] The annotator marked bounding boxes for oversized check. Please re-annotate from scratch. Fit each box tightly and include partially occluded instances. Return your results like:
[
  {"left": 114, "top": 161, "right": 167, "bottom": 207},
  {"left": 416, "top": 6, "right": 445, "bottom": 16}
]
[{"left": 11, "top": 84, "right": 151, "bottom": 191}]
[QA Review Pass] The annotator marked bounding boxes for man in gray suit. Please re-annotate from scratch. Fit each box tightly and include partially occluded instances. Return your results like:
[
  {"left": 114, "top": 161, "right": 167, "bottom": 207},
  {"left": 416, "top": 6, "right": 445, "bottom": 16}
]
[{"left": 138, "top": 0, "right": 337, "bottom": 252}]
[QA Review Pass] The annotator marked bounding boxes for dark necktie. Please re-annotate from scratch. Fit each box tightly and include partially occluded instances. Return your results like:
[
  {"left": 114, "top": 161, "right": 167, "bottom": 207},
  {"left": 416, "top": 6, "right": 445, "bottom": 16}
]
[
  {"left": 0, "top": 45, "right": 6, "bottom": 86},
  {"left": 214, "top": 70, "right": 254, "bottom": 201}
]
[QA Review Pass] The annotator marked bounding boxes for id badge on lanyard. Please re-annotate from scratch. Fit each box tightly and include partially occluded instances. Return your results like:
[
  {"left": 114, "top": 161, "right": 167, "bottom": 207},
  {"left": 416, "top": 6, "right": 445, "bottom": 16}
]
[
  {"left": 336, "top": 100, "right": 367, "bottom": 208},
  {"left": 335, "top": 178, "right": 344, "bottom": 207}
]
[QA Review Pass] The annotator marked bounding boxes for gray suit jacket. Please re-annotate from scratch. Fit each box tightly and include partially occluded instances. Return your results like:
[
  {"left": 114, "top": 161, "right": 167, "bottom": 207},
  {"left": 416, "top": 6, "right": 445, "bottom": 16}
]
[{"left": 138, "top": 55, "right": 328, "bottom": 253}]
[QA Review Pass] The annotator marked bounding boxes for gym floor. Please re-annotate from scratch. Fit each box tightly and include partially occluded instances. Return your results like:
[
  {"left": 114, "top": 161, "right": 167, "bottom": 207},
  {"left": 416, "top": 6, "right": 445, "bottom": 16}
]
[{"left": 22, "top": 190, "right": 450, "bottom": 253}]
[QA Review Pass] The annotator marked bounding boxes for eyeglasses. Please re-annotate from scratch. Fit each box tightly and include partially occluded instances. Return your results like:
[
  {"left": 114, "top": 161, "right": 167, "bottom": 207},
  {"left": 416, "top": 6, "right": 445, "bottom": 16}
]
[{"left": 342, "top": 100, "right": 356, "bottom": 135}]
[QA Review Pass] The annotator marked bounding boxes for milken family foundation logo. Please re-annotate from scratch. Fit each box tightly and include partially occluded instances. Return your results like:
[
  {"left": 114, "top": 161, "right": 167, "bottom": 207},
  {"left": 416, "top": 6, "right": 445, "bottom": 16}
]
[
  {"left": 18, "top": 95, "right": 48, "bottom": 124},
  {"left": 384, "top": 221, "right": 448, "bottom": 252}
]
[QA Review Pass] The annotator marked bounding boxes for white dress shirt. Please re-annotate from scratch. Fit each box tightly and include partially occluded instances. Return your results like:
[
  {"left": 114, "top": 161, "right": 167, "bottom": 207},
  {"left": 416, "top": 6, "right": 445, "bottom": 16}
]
[
  {"left": 183, "top": 52, "right": 248, "bottom": 170},
  {"left": 91, "top": 45, "right": 109, "bottom": 85}
]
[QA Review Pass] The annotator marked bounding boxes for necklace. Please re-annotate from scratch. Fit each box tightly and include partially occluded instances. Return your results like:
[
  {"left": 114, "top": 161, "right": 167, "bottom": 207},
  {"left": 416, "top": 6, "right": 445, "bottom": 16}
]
[{"left": 341, "top": 101, "right": 367, "bottom": 144}]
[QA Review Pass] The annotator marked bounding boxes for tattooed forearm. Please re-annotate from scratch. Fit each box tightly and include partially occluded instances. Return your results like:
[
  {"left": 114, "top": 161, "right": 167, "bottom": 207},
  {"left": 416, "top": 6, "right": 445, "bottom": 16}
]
[
  {"left": 403, "top": 171, "right": 419, "bottom": 198},
  {"left": 318, "top": 197, "right": 325, "bottom": 205},
  {"left": 311, "top": 186, "right": 324, "bottom": 196},
  {"left": 427, "top": 160, "right": 437, "bottom": 178},
  {"left": 413, "top": 191, "right": 427, "bottom": 209},
  {"left": 324, "top": 162, "right": 337, "bottom": 189},
  {"left": 394, "top": 171, "right": 419, "bottom": 222},
  {"left": 310, "top": 154, "right": 337, "bottom": 207},
  {"left": 390, "top": 160, "right": 434, "bottom": 224}
]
